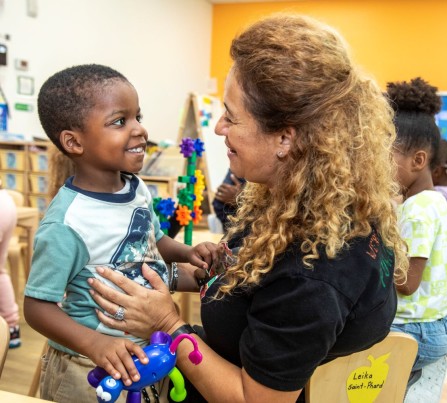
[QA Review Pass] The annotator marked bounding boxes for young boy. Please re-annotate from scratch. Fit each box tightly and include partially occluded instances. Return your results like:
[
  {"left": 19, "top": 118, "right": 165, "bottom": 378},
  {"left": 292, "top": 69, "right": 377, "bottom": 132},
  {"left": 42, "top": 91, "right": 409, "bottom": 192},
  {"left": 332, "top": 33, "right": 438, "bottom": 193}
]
[{"left": 24, "top": 64, "right": 216, "bottom": 402}]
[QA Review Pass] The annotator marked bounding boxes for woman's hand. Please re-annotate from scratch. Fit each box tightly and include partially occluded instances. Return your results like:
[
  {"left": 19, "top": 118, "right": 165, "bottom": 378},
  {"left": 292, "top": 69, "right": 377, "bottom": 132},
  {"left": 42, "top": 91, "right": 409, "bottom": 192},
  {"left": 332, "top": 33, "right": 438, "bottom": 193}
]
[{"left": 88, "top": 265, "right": 184, "bottom": 339}]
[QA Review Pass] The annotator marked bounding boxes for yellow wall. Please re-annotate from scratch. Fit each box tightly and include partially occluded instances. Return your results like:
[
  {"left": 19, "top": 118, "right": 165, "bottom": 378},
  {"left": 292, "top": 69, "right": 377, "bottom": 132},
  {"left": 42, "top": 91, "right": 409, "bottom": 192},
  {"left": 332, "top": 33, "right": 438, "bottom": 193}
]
[{"left": 211, "top": 1, "right": 447, "bottom": 97}]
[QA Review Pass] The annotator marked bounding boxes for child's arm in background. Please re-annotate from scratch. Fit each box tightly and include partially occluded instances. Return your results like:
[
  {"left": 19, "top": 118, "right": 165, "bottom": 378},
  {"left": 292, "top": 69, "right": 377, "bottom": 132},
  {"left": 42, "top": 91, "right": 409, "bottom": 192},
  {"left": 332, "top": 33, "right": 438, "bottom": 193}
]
[
  {"left": 395, "top": 257, "right": 427, "bottom": 296},
  {"left": 24, "top": 296, "right": 148, "bottom": 386}
]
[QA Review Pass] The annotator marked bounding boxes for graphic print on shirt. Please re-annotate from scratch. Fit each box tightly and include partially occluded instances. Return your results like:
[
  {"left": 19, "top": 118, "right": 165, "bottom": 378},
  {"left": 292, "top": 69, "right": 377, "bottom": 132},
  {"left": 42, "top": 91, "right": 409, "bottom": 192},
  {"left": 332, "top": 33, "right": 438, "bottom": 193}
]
[
  {"left": 109, "top": 207, "right": 168, "bottom": 287},
  {"left": 366, "top": 229, "right": 394, "bottom": 288}
]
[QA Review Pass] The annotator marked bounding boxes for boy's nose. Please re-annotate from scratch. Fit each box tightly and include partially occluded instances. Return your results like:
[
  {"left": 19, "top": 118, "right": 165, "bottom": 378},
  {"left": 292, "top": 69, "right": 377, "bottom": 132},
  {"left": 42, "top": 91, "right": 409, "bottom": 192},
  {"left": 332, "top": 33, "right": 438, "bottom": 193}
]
[{"left": 132, "top": 123, "right": 148, "bottom": 139}]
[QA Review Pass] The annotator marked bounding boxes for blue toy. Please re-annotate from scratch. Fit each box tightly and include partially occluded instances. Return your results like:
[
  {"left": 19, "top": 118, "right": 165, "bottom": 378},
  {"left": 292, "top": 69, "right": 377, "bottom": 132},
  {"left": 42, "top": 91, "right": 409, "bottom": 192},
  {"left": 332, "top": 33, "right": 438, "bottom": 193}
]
[{"left": 87, "top": 331, "right": 202, "bottom": 403}]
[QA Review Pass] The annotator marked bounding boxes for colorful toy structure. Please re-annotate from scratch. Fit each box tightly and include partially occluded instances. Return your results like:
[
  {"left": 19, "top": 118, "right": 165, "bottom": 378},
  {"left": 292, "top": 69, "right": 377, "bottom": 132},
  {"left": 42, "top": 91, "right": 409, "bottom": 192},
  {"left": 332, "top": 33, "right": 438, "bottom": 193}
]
[
  {"left": 153, "top": 137, "right": 205, "bottom": 245},
  {"left": 87, "top": 331, "right": 202, "bottom": 403}
]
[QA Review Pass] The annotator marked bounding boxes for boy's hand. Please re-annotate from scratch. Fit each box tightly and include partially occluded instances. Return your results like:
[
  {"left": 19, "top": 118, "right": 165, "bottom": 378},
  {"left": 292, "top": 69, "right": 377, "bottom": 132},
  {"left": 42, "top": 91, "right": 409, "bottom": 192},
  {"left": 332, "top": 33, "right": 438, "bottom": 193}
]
[
  {"left": 187, "top": 241, "right": 219, "bottom": 270},
  {"left": 86, "top": 334, "right": 148, "bottom": 386}
]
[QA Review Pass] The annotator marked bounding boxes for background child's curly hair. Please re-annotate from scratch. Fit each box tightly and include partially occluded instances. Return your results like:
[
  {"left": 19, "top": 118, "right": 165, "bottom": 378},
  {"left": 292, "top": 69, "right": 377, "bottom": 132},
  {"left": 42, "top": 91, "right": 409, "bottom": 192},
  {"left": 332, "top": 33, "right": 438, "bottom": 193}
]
[
  {"left": 386, "top": 77, "right": 442, "bottom": 169},
  {"left": 387, "top": 77, "right": 441, "bottom": 115}
]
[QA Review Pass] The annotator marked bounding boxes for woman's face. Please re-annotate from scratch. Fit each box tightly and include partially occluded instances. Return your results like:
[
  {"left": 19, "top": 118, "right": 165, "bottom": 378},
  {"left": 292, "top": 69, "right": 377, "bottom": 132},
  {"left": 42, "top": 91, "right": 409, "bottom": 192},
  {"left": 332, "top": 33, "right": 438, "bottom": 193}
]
[{"left": 215, "top": 69, "right": 283, "bottom": 188}]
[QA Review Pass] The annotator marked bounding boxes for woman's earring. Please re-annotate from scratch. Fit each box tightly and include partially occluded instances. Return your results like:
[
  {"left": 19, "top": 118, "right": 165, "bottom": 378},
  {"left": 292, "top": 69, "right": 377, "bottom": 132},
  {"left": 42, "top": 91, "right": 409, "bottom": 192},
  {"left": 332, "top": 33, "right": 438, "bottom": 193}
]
[{"left": 277, "top": 151, "right": 284, "bottom": 158}]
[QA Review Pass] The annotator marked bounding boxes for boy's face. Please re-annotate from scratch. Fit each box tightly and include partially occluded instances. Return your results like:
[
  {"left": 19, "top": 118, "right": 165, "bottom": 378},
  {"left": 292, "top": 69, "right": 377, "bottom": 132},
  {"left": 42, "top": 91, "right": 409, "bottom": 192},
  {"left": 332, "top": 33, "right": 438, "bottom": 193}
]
[{"left": 76, "top": 80, "right": 148, "bottom": 179}]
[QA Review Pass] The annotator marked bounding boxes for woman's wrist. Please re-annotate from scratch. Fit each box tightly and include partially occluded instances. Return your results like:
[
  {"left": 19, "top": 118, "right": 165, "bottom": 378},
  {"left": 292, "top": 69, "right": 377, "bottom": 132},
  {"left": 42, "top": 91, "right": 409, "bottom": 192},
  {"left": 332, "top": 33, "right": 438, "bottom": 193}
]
[
  {"left": 167, "top": 320, "right": 187, "bottom": 336},
  {"left": 170, "top": 323, "right": 197, "bottom": 340}
]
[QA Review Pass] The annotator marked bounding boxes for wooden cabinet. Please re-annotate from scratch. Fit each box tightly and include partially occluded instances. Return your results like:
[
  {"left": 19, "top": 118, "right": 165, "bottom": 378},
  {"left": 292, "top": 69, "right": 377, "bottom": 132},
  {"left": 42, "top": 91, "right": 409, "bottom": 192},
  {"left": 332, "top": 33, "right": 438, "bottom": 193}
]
[
  {"left": 139, "top": 175, "right": 177, "bottom": 199},
  {"left": 0, "top": 140, "right": 50, "bottom": 216}
]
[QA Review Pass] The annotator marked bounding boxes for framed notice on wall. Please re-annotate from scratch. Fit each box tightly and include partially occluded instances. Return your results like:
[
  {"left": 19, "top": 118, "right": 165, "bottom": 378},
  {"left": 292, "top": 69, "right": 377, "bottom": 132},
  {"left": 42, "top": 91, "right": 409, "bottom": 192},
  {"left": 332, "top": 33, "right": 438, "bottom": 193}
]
[{"left": 435, "top": 92, "right": 447, "bottom": 140}]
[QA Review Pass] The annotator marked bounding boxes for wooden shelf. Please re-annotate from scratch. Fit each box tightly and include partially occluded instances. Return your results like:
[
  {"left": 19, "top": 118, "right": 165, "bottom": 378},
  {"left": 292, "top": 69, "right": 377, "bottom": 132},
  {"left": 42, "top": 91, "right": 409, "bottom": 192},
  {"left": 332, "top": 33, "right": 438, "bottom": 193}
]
[{"left": 0, "top": 140, "right": 50, "bottom": 216}]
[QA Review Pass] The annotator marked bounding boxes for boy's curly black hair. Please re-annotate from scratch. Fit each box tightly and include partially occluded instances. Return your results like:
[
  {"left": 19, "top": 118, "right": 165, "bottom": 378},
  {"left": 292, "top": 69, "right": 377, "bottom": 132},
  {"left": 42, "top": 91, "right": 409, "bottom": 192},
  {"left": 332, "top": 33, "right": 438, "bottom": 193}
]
[
  {"left": 387, "top": 77, "right": 442, "bottom": 169},
  {"left": 37, "top": 64, "right": 128, "bottom": 154}
]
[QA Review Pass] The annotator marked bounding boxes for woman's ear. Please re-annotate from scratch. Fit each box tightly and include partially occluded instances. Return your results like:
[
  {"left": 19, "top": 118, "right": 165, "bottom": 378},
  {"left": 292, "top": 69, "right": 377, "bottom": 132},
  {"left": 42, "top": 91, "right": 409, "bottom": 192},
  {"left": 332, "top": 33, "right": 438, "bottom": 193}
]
[
  {"left": 60, "top": 130, "right": 83, "bottom": 156},
  {"left": 277, "top": 126, "right": 297, "bottom": 157},
  {"left": 412, "top": 150, "right": 428, "bottom": 171}
]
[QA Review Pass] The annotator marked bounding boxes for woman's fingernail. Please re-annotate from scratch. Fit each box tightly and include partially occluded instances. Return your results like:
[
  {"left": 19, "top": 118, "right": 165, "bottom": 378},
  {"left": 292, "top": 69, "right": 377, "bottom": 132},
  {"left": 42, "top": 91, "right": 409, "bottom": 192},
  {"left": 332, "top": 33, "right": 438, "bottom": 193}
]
[
  {"left": 88, "top": 289, "right": 94, "bottom": 295},
  {"left": 97, "top": 267, "right": 104, "bottom": 274},
  {"left": 87, "top": 278, "right": 93, "bottom": 284}
]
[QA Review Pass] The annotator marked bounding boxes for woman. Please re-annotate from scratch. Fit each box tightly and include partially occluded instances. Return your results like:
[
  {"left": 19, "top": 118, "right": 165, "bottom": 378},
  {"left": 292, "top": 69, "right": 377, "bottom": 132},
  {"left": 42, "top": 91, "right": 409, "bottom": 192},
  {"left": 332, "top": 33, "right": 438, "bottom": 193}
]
[{"left": 89, "top": 14, "right": 408, "bottom": 402}]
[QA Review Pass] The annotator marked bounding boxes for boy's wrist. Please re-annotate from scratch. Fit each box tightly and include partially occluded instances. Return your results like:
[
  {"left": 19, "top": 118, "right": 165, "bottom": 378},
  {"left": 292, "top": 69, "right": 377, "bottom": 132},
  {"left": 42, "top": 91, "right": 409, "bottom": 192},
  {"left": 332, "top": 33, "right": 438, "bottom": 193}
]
[{"left": 168, "top": 262, "right": 179, "bottom": 293}]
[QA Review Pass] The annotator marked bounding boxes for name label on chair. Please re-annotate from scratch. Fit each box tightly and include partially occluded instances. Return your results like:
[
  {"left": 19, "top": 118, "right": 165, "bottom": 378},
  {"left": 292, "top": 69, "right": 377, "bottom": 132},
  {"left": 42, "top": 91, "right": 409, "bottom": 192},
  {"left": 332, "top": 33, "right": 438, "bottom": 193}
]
[{"left": 346, "top": 353, "right": 390, "bottom": 402}]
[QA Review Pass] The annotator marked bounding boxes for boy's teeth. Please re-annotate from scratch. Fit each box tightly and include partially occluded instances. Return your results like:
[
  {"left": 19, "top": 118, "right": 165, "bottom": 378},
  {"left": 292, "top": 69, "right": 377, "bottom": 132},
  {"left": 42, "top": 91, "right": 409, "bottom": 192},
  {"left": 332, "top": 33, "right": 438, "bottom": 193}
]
[{"left": 128, "top": 147, "right": 143, "bottom": 153}]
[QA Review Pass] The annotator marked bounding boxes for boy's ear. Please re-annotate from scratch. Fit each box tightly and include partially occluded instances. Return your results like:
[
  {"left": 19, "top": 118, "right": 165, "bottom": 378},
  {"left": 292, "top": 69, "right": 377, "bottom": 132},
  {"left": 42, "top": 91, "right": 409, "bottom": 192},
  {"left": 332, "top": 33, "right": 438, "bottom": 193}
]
[
  {"left": 412, "top": 150, "right": 428, "bottom": 171},
  {"left": 60, "top": 130, "right": 83, "bottom": 155}
]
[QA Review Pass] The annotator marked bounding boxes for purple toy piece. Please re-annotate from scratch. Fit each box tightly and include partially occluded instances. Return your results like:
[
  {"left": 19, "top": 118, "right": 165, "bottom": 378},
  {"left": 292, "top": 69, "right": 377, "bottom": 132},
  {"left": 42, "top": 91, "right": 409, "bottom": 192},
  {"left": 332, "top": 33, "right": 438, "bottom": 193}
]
[{"left": 179, "top": 138, "right": 195, "bottom": 158}]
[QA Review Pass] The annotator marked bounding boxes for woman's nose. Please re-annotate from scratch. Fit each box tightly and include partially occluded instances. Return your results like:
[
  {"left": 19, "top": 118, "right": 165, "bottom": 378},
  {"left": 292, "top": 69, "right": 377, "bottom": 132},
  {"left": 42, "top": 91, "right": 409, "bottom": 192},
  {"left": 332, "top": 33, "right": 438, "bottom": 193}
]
[{"left": 215, "top": 115, "right": 226, "bottom": 136}]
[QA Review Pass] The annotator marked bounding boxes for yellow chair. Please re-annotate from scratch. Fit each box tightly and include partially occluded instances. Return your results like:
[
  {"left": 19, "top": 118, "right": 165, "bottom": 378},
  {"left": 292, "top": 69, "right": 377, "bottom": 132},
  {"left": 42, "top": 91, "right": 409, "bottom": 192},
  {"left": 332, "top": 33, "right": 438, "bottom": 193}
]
[
  {"left": 305, "top": 331, "right": 418, "bottom": 403},
  {"left": 0, "top": 316, "right": 10, "bottom": 378}
]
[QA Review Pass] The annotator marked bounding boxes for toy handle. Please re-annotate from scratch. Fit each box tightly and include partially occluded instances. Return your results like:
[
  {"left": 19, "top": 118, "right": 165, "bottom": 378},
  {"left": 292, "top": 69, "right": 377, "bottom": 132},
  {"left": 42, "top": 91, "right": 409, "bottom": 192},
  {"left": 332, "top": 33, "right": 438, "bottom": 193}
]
[{"left": 169, "top": 333, "right": 203, "bottom": 365}]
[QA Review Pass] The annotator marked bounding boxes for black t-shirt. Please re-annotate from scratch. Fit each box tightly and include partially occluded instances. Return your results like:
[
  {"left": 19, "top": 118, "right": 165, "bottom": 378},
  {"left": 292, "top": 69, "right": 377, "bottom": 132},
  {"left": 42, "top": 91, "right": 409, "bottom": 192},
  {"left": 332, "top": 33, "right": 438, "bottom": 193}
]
[{"left": 181, "top": 228, "right": 397, "bottom": 402}]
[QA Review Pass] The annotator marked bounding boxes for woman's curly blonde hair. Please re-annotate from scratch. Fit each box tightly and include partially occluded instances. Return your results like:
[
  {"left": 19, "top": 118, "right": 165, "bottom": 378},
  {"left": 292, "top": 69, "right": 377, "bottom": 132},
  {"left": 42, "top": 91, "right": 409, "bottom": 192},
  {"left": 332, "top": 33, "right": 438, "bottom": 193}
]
[{"left": 220, "top": 14, "right": 408, "bottom": 295}]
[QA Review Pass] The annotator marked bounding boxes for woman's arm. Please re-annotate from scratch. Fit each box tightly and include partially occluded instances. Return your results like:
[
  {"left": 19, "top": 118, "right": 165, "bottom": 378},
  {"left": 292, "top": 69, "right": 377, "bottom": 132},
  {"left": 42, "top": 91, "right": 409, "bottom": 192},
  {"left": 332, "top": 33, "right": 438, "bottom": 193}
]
[
  {"left": 88, "top": 265, "right": 302, "bottom": 403},
  {"left": 23, "top": 296, "right": 148, "bottom": 386}
]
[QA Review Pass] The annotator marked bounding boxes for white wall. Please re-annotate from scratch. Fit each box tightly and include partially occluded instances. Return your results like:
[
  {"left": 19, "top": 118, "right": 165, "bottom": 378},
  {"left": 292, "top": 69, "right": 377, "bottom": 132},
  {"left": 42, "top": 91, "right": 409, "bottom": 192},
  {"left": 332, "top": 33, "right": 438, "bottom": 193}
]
[{"left": 0, "top": 0, "right": 213, "bottom": 143}]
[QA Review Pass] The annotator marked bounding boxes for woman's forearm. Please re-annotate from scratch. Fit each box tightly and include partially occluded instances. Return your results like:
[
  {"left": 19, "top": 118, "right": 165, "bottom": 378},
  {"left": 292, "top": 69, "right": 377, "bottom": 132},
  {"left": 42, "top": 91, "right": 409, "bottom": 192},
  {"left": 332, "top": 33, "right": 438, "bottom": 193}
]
[
  {"left": 171, "top": 329, "right": 246, "bottom": 402},
  {"left": 168, "top": 323, "right": 301, "bottom": 403}
]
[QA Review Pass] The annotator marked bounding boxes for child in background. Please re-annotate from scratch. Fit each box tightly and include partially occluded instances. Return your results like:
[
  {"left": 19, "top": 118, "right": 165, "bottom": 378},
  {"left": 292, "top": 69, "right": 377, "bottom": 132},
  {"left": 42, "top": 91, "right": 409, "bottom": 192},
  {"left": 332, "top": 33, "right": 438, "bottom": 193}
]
[
  {"left": 387, "top": 77, "right": 447, "bottom": 385},
  {"left": 212, "top": 169, "right": 246, "bottom": 234},
  {"left": 432, "top": 139, "right": 447, "bottom": 200},
  {"left": 24, "top": 64, "right": 216, "bottom": 402},
  {"left": 0, "top": 182, "right": 21, "bottom": 348}
]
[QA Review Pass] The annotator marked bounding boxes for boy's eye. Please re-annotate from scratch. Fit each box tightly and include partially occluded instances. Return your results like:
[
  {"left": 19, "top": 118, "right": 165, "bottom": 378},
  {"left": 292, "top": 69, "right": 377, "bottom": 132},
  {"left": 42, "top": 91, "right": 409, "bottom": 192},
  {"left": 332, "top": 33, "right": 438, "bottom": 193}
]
[
  {"left": 137, "top": 114, "right": 143, "bottom": 123},
  {"left": 112, "top": 117, "right": 126, "bottom": 126}
]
